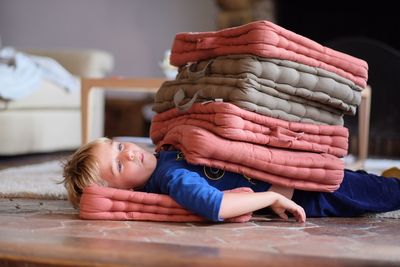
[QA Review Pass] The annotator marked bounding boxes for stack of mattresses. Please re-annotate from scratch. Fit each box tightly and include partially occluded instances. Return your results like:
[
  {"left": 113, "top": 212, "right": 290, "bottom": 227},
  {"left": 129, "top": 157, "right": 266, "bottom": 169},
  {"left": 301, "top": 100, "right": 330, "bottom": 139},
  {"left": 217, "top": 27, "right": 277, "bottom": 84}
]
[{"left": 150, "top": 20, "right": 368, "bottom": 192}]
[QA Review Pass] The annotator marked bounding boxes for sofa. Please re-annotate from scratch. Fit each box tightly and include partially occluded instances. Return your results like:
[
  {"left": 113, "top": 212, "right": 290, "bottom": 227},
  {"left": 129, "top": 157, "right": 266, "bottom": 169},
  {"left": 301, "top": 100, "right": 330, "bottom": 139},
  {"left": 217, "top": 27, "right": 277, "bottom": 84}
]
[{"left": 0, "top": 48, "right": 114, "bottom": 155}]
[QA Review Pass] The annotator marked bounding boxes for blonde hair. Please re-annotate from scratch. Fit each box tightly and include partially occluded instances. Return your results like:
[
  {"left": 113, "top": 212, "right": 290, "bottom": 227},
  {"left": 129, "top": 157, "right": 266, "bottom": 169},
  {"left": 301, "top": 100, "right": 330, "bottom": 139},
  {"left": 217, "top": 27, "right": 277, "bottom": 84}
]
[{"left": 62, "top": 137, "right": 111, "bottom": 208}]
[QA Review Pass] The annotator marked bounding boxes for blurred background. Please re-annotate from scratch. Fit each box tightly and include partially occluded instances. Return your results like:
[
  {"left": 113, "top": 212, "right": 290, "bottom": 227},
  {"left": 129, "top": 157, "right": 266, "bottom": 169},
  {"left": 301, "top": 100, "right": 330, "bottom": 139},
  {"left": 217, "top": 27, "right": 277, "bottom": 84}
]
[
  {"left": 0, "top": 0, "right": 399, "bottom": 158},
  {"left": 0, "top": 0, "right": 218, "bottom": 77}
]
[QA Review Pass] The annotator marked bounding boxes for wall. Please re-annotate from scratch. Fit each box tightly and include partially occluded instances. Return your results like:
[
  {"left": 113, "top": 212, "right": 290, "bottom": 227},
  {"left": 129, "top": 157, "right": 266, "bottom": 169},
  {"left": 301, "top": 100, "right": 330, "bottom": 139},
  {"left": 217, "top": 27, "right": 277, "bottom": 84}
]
[
  {"left": 0, "top": 0, "right": 218, "bottom": 77},
  {"left": 276, "top": 1, "right": 400, "bottom": 51}
]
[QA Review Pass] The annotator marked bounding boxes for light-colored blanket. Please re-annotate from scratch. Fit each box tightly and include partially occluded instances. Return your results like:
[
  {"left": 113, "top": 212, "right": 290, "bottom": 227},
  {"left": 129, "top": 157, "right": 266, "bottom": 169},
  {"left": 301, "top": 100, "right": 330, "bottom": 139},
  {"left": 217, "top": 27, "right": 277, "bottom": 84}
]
[
  {"left": 170, "top": 20, "right": 368, "bottom": 88},
  {"left": 0, "top": 47, "right": 79, "bottom": 100},
  {"left": 0, "top": 47, "right": 42, "bottom": 100},
  {"left": 151, "top": 102, "right": 348, "bottom": 157}
]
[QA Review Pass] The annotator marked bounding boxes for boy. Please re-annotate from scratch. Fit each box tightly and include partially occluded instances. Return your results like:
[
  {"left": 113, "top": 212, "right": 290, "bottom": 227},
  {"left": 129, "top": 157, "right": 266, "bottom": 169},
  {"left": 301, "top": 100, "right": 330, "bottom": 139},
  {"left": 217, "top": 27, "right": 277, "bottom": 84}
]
[{"left": 63, "top": 138, "right": 400, "bottom": 223}]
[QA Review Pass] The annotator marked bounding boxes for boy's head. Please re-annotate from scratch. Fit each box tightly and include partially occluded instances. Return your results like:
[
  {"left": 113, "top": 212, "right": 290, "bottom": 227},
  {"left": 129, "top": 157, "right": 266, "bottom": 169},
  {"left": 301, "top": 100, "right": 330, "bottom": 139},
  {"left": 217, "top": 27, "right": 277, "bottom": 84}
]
[{"left": 62, "top": 137, "right": 157, "bottom": 208}]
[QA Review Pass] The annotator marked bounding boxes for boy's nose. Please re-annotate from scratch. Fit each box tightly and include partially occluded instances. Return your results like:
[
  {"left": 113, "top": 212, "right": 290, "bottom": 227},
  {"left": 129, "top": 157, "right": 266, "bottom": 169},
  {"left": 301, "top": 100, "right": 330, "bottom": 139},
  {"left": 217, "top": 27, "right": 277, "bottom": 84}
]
[{"left": 125, "top": 150, "right": 135, "bottom": 161}]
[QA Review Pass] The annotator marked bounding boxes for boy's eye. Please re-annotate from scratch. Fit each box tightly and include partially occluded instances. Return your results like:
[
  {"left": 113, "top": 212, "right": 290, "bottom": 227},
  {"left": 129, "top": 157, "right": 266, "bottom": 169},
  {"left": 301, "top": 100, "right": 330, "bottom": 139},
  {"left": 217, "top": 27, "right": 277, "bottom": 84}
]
[
  {"left": 118, "top": 143, "right": 123, "bottom": 151},
  {"left": 117, "top": 160, "right": 122, "bottom": 172}
]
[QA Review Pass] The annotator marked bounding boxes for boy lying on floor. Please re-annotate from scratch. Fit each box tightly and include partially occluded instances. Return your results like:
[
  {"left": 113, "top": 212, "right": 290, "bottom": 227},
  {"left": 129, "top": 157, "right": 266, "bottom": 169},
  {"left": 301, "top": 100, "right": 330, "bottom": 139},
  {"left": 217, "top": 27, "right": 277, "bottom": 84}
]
[{"left": 62, "top": 138, "right": 400, "bottom": 223}]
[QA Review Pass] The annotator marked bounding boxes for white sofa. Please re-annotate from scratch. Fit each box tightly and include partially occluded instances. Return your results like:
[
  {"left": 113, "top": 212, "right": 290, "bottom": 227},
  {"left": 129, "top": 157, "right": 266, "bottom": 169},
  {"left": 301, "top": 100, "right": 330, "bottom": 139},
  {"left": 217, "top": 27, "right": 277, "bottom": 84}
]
[{"left": 0, "top": 49, "right": 114, "bottom": 155}]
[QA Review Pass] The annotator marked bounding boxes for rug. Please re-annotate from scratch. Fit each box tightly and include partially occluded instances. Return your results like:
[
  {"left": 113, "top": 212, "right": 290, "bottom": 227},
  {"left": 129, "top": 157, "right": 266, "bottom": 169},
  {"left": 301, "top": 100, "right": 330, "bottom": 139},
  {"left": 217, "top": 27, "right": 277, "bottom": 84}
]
[
  {"left": 0, "top": 137, "right": 155, "bottom": 200},
  {"left": 0, "top": 158, "right": 399, "bottom": 219},
  {"left": 0, "top": 160, "right": 67, "bottom": 199}
]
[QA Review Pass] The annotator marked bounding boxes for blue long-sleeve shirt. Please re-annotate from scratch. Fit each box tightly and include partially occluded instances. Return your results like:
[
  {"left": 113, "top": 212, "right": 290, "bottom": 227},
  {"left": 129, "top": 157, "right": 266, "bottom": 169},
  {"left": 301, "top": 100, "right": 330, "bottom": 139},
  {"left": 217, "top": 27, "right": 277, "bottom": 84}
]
[
  {"left": 143, "top": 150, "right": 400, "bottom": 220},
  {"left": 142, "top": 150, "right": 270, "bottom": 221}
]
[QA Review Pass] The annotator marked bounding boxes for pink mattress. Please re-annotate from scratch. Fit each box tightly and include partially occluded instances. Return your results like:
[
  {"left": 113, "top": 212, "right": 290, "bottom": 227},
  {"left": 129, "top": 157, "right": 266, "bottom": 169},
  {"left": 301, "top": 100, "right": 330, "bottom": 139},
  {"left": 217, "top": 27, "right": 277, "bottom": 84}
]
[
  {"left": 151, "top": 102, "right": 348, "bottom": 157},
  {"left": 79, "top": 184, "right": 253, "bottom": 222},
  {"left": 170, "top": 20, "right": 368, "bottom": 88},
  {"left": 157, "top": 125, "right": 344, "bottom": 192}
]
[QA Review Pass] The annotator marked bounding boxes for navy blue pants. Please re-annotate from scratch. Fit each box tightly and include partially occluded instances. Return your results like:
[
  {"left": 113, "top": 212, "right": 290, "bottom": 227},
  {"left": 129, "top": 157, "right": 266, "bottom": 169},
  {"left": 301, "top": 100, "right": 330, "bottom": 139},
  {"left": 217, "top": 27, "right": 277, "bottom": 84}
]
[{"left": 293, "top": 169, "right": 400, "bottom": 217}]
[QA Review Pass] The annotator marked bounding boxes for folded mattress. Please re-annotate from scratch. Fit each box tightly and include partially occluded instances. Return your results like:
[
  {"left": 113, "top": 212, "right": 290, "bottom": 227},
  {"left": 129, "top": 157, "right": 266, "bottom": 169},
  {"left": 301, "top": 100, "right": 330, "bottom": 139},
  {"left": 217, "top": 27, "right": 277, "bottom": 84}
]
[
  {"left": 157, "top": 125, "right": 345, "bottom": 192},
  {"left": 170, "top": 20, "right": 368, "bottom": 88},
  {"left": 80, "top": 184, "right": 253, "bottom": 222},
  {"left": 177, "top": 55, "right": 362, "bottom": 115},
  {"left": 153, "top": 76, "right": 345, "bottom": 125},
  {"left": 151, "top": 102, "right": 348, "bottom": 157}
]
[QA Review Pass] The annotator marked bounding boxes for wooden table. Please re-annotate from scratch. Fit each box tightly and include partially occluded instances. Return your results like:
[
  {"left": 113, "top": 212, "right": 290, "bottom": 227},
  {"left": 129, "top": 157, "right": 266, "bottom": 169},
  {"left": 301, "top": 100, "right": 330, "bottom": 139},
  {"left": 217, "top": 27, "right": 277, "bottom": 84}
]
[{"left": 81, "top": 77, "right": 165, "bottom": 144}]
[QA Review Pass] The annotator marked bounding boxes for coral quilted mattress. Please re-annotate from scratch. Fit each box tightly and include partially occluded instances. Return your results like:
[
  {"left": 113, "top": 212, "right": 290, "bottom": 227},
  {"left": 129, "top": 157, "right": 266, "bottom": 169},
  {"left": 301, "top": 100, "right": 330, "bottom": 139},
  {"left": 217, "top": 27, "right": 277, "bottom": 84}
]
[
  {"left": 170, "top": 20, "right": 368, "bottom": 88},
  {"left": 151, "top": 102, "right": 348, "bottom": 157},
  {"left": 156, "top": 125, "right": 345, "bottom": 192},
  {"left": 79, "top": 184, "right": 253, "bottom": 222}
]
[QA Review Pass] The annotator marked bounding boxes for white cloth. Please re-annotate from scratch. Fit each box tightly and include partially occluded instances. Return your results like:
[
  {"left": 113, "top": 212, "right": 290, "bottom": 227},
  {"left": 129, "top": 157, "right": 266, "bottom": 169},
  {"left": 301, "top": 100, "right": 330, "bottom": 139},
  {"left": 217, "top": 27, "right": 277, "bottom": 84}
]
[
  {"left": 0, "top": 47, "right": 42, "bottom": 100},
  {"left": 0, "top": 47, "right": 79, "bottom": 101}
]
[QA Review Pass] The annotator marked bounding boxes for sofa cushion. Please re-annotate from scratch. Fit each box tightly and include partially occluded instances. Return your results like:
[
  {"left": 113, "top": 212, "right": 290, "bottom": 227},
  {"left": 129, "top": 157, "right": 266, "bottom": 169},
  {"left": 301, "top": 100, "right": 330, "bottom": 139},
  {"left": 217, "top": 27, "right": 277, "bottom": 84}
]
[
  {"left": 0, "top": 79, "right": 80, "bottom": 109},
  {"left": 0, "top": 109, "right": 81, "bottom": 154}
]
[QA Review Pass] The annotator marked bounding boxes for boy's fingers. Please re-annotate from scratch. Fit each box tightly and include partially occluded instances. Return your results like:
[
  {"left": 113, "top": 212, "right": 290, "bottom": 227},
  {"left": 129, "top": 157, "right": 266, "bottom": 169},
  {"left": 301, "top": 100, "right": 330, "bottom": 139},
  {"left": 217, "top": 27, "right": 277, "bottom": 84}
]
[
  {"left": 294, "top": 208, "right": 306, "bottom": 223},
  {"left": 289, "top": 206, "right": 306, "bottom": 223},
  {"left": 300, "top": 207, "right": 306, "bottom": 222},
  {"left": 272, "top": 207, "right": 288, "bottom": 220},
  {"left": 295, "top": 212, "right": 305, "bottom": 223},
  {"left": 278, "top": 212, "right": 289, "bottom": 221}
]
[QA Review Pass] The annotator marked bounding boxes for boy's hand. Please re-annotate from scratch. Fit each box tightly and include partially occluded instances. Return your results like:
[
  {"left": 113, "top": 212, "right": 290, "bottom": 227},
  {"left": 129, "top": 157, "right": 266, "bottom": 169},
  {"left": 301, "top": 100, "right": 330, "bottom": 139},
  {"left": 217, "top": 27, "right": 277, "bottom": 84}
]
[
  {"left": 270, "top": 194, "right": 306, "bottom": 223},
  {"left": 220, "top": 191, "right": 306, "bottom": 223}
]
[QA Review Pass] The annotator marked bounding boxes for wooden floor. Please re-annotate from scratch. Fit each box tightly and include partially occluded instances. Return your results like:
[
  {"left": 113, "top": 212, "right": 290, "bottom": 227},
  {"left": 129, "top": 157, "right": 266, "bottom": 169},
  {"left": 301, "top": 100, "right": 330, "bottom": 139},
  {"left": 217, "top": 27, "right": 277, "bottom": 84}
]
[{"left": 1, "top": 153, "right": 400, "bottom": 267}]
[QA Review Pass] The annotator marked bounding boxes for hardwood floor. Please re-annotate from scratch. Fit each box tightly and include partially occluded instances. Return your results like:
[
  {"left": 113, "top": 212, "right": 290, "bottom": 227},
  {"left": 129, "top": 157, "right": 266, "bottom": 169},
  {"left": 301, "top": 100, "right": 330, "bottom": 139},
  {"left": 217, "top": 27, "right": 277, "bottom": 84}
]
[
  {"left": 1, "top": 197, "right": 400, "bottom": 267},
  {"left": 0, "top": 153, "right": 400, "bottom": 266}
]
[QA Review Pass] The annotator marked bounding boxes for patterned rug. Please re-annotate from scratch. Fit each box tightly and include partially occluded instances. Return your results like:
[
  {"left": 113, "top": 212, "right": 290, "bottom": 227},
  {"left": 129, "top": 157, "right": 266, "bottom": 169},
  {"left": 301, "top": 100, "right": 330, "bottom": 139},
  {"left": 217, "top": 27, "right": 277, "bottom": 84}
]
[{"left": 0, "top": 160, "right": 67, "bottom": 199}]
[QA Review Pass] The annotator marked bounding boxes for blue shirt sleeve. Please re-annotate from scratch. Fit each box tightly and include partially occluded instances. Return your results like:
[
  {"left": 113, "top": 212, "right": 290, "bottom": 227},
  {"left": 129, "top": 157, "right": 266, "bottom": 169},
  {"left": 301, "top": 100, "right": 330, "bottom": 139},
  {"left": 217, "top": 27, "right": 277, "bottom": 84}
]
[{"left": 160, "top": 167, "right": 224, "bottom": 222}]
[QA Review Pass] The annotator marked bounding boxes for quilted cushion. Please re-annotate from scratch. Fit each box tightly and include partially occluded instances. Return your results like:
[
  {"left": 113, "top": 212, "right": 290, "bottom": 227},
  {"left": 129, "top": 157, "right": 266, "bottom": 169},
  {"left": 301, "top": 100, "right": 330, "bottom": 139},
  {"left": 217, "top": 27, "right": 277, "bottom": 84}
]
[
  {"left": 177, "top": 55, "right": 362, "bottom": 115},
  {"left": 151, "top": 102, "right": 348, "bottom": 157},
  {"left": 80, "top": 184, "right": 253, "bottom": 222},
  {"left": 153, "top": 75, "right": 345, "bottom": 125},
  {"left": 157, "top": 125, "right": 345, "bottom": 192},
  {"left": 170, "top": 20, "right": 368, "bottom": 88}
]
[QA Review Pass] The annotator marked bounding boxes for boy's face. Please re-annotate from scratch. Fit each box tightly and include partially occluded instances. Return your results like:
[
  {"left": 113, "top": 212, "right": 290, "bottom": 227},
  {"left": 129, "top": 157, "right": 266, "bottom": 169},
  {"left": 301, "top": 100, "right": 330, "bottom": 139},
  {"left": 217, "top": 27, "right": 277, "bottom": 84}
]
[{"left": 92, "top": 140, "right": 157, "bottom": 190}]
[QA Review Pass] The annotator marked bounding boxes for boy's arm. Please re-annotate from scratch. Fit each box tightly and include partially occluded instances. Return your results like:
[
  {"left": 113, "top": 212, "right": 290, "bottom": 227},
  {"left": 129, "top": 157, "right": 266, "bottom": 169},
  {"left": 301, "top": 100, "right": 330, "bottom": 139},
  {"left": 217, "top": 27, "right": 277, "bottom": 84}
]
[{"left": 219, "top": 191, "right": 306, "bottom": 223}]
